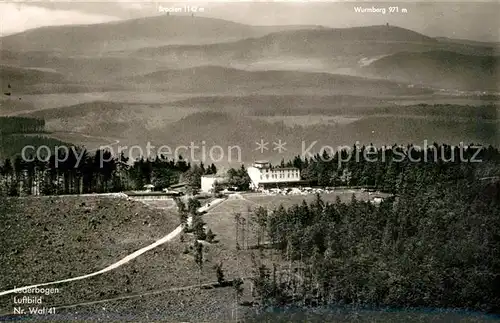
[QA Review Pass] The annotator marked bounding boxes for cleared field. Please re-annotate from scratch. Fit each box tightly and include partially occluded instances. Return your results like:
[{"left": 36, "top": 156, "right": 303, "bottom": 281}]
[
  {"left": 243, "top": 190, "right": 379, "bottom": 209},
  {"left": 0, "top": 196, "right": 276, "bottom": 314},
  {"left": 0, "top": 196, "right": 180, "bottom": 290}
]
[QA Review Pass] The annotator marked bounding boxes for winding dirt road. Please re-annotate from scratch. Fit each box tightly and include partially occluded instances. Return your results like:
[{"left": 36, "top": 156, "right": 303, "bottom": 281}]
[{"left": 0, "top": 197, "right": 226, "bottom": 297}]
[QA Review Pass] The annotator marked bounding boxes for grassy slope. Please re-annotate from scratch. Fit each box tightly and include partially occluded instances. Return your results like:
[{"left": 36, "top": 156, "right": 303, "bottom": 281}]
[{"left": 0, "top": 196, "right": 179, "bottom": 289}]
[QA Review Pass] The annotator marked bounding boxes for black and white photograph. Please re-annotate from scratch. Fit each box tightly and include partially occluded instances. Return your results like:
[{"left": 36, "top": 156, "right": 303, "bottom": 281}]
[{"left": 0, "top": 0, "right": 499, "bottom": 322}]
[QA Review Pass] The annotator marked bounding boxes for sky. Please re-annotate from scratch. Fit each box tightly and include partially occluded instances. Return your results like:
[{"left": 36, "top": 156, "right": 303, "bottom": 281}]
[{"left": 0, "top": 1, "right": 499, "bottom": 42}]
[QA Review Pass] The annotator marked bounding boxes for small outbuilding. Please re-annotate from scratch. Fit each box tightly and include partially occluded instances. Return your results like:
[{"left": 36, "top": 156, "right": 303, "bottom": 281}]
[{"left": 201, "top": 175, "right": 227, "bottom": 193}]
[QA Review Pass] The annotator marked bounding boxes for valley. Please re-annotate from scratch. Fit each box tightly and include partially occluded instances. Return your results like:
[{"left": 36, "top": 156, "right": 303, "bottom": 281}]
[{"left": 1, "top": 16, "right": 498, "bottom": 163}]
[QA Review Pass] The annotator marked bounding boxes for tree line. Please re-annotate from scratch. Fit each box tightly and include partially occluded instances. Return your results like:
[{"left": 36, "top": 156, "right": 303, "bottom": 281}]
[
  {"left": 239, "top": 150, "right": 500, "bottom": 314},
  {"left": 1, "top": 139, "right": 498, "bottom": 197},
  {"left": 0, "top": 149, "right": 192, "bottom": 196},
  {"left": 0, "top": 116, "right": 234, "bottom": 196},
  {"left": 277, "top": 144, "right": 499, "bottom": 193},
  {"left": 0, "top": 146, "right": 249, "bottom": 196}
]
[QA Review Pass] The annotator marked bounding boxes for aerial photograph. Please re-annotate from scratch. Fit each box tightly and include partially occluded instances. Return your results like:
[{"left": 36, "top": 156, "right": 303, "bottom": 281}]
[{"left": 0, "top": 1, "right": 499, "bottom": 322}]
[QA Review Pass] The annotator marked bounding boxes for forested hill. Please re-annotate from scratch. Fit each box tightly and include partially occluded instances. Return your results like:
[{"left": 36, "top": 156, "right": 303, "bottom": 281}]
[
  {"left": 246, "top": 146, "right": 500, "bottom": 315},
  {"left": 249, "top": 176, "right": 500, "bottom": 314}
]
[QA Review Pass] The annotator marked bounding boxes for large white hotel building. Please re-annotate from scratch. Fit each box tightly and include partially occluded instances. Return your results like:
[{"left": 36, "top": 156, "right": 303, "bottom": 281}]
[{"left": 247, "top": 160, "right": 302, "bottom": 190}]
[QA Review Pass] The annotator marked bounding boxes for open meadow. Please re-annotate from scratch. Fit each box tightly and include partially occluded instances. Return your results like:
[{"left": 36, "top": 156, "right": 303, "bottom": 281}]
[{"left": 0, "top": 196, "right": 180, "bottom": 290}]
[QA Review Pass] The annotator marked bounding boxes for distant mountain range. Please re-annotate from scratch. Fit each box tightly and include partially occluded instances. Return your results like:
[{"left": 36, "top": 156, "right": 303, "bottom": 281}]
[
  {"left": 1, "top": 15, "right": 498, "bottom": 163},
  {"left": 0, "top": 16, "right": 321, "bottom": 53},
  {"left": 133, "top": 25, "right": 438, "bottom": 58},
  {"left": 1, "top": 15, "right": 499, "bottom": 94}
]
